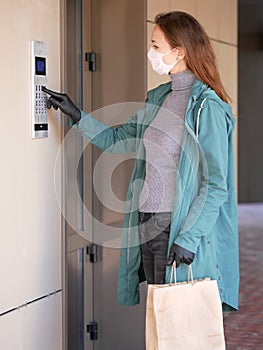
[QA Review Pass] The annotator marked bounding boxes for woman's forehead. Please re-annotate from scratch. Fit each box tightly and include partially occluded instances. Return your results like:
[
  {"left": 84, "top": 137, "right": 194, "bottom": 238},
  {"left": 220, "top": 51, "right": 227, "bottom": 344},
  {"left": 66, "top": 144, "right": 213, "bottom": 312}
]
[{"left": 151, "top": 25, "right": 167, "bottom": 45}]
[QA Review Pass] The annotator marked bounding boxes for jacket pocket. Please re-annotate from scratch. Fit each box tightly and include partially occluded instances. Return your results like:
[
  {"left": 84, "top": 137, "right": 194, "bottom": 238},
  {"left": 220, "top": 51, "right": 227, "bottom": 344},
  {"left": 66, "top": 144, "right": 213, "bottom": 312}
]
[{"left": 153, "top": 213, "right": 171, "bottom": 231}]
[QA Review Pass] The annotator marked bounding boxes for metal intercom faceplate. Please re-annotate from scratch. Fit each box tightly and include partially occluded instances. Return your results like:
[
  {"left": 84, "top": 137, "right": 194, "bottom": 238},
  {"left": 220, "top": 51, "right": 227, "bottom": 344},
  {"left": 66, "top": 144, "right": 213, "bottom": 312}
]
[{"left": 31, "top": 40, "right": 48, "bottom": 138}]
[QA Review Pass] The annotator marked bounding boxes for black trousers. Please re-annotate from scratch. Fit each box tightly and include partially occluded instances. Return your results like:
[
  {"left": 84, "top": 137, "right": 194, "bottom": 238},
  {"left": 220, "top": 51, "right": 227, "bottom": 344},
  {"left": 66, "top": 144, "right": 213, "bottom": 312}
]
[{"left": 138, "top": 211, "right": 171, "bottom": 284}]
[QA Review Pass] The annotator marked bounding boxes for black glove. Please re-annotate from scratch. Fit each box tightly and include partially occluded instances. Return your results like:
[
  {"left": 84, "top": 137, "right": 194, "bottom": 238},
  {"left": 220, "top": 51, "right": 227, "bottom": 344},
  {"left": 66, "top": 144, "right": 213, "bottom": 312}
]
[
  {"left": 42, "top": 87, "right": 81, "bottom": 124},
  {"left": 167, "top": 243, "right": 195, "bottom": 267}
]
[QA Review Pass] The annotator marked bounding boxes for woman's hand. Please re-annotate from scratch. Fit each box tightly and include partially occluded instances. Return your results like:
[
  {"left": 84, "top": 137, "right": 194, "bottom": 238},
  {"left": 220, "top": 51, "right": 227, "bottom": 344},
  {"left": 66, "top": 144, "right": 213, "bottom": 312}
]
[
  {"left": 167, "top": 243, "right": 195, "bottom": 267},
  {"left": 42, "top": 87, "right": 81, "bottom": 124}
]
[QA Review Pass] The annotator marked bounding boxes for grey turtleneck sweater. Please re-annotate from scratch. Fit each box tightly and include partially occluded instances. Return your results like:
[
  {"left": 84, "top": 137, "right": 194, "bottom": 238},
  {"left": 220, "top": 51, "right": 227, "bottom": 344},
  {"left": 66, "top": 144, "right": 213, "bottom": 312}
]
[{"left": 139, "top": 69, "right": 196, "bottom": 212}]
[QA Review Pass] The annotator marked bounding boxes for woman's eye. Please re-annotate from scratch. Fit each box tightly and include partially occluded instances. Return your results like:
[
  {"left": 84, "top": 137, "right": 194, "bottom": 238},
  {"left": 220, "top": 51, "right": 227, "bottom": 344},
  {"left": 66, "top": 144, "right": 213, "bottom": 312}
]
[{"left": 153, "top": 45, "right": 159, "bottom": 50}]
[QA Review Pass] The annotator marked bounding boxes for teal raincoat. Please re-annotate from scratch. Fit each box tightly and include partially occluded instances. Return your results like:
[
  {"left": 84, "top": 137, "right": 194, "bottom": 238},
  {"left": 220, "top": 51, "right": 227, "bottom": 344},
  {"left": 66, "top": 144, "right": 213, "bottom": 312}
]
[{"left": 73, "top": 78, "right": 239, "bottom": 311}]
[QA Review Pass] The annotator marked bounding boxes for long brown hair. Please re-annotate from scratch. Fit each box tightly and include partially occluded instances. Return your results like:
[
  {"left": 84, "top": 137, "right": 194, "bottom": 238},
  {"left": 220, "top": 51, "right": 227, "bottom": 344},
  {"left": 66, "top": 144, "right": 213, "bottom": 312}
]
[{"left": 155, "top": 11, "right": 231, "bottom": 103}]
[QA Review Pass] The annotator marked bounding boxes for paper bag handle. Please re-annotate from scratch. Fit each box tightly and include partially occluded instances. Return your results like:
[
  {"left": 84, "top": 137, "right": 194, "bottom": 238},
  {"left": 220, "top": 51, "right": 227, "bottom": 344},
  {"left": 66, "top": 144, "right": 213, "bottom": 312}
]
[{"left": 169, "top": 262, "right": 194, "bottom": 285}]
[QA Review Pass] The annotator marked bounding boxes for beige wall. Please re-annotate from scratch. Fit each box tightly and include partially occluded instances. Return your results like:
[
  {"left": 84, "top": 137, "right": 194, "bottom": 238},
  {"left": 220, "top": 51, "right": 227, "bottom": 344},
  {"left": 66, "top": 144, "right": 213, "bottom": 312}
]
[
  {"left": 0, "top": 1, "right": 62, "bottom": 349},
  {"left": 147, "top": 0, "right": 238, "bottom": 191}
]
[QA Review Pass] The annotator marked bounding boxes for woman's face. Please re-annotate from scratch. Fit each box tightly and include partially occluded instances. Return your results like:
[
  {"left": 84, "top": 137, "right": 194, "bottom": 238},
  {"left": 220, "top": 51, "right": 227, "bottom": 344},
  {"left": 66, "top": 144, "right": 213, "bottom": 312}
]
[{"left": 150, "top": 25, "right": 186, "bottom": 73}]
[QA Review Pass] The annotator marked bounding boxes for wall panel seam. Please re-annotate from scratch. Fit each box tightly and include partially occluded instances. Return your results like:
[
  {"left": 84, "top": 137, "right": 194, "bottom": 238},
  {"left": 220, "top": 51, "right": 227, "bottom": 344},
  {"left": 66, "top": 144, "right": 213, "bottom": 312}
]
[
  {"left": 209, "top": 37, "right": 237, "bottom": 48},
  {"left": 0, "top": 289, "right": 62, "bottom": 317}
]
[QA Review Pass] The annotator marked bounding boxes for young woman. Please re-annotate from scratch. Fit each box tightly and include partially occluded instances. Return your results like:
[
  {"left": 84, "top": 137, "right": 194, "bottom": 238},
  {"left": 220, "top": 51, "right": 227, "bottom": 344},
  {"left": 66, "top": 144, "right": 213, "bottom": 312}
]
[{"left": 43, "top": 11, "right": 239, "bottom": 311}]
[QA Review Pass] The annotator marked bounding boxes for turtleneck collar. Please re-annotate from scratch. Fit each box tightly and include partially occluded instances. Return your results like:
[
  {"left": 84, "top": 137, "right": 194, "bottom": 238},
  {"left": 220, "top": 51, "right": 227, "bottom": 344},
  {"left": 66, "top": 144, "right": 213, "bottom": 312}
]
[{"left": 169, "top": 69, "right": 195, "bottom": 91}]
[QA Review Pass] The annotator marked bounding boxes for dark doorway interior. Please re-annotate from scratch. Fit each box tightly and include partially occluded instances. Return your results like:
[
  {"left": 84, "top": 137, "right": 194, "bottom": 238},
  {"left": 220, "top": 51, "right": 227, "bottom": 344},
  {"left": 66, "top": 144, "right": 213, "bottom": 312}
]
[{"left": 238, "top": 0, "right": 263, "bottom": 202}]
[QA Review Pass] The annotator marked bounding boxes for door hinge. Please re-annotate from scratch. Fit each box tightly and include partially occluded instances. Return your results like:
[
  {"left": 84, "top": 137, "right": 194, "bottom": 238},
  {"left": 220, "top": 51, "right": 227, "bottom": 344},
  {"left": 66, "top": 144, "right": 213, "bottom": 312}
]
[
  {"left": 86, "top": 244, "right": 98, "bottom": 263},
  {"left": 87, "top": 321, "right": 98, "bottom": 340},
  {"left": 85, "top": 52, "right": 97, "bottom": 72}
]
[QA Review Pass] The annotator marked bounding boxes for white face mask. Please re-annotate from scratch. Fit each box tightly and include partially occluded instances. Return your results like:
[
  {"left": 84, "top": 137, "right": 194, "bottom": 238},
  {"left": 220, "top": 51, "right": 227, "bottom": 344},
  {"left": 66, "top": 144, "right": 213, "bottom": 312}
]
[{"left": 147, "top": 47, "right": 178, "bottom": 75}]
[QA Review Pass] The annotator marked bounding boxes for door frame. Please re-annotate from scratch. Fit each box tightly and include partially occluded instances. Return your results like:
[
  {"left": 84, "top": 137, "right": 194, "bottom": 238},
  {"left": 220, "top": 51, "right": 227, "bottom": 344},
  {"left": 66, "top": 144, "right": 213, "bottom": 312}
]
[
  {"left": 60, "top": 0, "right": 67, "bottom": 348},
  {"left": 61, "top": 0, "right": 94, "bottom": 348}
]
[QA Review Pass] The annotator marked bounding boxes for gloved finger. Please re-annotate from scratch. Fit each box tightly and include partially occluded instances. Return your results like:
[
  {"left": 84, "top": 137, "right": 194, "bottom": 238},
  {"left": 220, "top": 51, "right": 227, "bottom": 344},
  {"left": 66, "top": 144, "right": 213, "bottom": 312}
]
[
  {"left": 42, "top": 86, "right": 64, "bottom": 99},
  {"left": 46, "top": 98, "right": 58, "bottom": 110},
  {"left": 167, "top": 252, "right": 175, "bottom": 266},
  {"left": 47, "top": 97, "right": 60, "bottom": 110},
  {"left": 183, "top": 257, "right": 193, "bottom": 265},
  {"left": 46, "top": 99, "right": 52, "bottom": 109},
  {"left": 175, "top": 256, "right": 181, "bottom": 268}
]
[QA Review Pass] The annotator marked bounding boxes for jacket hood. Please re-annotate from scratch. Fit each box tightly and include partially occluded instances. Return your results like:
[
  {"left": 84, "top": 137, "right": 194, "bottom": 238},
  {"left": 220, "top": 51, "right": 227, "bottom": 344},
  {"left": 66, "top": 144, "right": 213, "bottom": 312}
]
[{"left": 190, "top": 78, "right": 236, "bottom": 132}]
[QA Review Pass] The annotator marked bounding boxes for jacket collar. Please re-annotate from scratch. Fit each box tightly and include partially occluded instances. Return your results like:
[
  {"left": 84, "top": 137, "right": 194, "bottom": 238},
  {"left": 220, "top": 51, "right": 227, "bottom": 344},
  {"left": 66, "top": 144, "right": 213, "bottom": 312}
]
[{"left": 189, "top": 78, "right": 209, "bottom": 101}]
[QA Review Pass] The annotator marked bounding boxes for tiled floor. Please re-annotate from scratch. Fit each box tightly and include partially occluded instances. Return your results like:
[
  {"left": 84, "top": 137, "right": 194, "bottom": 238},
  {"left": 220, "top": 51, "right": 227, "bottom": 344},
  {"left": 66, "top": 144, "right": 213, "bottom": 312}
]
[{"left": 224, "top": 203, "right": 263, "bottom": 349}]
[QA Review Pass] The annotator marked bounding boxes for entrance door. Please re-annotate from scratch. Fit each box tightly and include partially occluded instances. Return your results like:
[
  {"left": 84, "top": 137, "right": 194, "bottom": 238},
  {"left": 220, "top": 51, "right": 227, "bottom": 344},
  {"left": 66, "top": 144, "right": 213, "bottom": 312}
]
[{"left": 64, "top": 0, "right": 147, "bottom": 349}]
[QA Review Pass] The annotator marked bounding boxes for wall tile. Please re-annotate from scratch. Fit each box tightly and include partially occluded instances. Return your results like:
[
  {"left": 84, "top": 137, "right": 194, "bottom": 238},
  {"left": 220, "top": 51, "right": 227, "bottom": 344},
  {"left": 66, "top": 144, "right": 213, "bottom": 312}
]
[
  {"left": 23, "top": 293, "right": 62, "bottom": 350},
  {"left": 196, "top": 0, "right": 218, "bottom": 40},
  {"left": 0, "top": 311, "right": 23, "bottom": 350},
  {"left": 170, "top": 0, "right": 196, "bottom": 17},
  {"left": 0, "top": 293, "right": 62, "bottom": 350},
  {"left": 147, "top": 0, "right": 170, "bottom": 22},
  {"left": 212, "top": 41, "right": 238, "bottom": 116},
  {"left": 218, "top": 0, "right": 237, "bottom": 45}
]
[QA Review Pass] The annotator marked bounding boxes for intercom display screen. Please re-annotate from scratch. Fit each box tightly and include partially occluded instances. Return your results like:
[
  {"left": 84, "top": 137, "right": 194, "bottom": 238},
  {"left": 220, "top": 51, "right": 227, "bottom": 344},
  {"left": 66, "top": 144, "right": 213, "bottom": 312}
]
[{"left": 35, "top": 56, "right": 46, "bottom": 76}]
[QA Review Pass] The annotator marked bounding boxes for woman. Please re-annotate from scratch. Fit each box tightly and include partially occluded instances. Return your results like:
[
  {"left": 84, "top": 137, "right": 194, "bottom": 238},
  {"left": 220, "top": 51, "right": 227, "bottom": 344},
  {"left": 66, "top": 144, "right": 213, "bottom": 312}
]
[{"left": 43, "top": 11, "right": 239, "bottom": 311}]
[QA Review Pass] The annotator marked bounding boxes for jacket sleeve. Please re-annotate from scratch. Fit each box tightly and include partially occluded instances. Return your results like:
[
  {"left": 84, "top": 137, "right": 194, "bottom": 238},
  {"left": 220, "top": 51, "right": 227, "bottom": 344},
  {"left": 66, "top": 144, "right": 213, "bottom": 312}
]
[
  {"left": 72, "top": 105, "right": 146, "bottom": 154},
  {"left": 174, "top": 100, "right": 229, "bottom": 253}
]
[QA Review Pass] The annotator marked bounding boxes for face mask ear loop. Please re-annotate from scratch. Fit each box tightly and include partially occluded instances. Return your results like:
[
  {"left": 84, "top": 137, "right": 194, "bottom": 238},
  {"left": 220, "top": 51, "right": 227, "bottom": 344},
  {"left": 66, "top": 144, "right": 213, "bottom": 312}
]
[{"left": 163, "top": 47, "right": 177, "bottom": 57}]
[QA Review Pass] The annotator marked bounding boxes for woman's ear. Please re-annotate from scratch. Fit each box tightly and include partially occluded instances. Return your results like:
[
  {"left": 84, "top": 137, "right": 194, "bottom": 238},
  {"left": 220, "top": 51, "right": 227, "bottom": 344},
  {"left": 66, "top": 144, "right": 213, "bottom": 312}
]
[{"left": 175, "top": 47, "right": 186, "bottom": 59}]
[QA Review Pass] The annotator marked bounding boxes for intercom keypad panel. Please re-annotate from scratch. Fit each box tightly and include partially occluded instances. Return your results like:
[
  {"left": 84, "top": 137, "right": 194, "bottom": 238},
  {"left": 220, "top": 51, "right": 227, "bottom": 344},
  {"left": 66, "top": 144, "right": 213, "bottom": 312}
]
[
  {"left": 34, "top": 83, "right": 47, "bottom": 120},
  {"left": 31, "top": 40, "right": 48, "bottom": 138}
]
